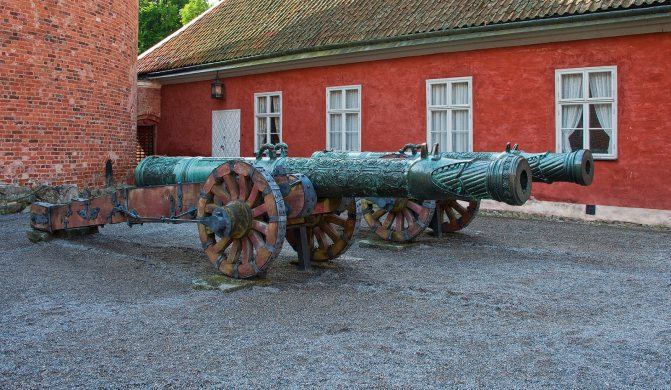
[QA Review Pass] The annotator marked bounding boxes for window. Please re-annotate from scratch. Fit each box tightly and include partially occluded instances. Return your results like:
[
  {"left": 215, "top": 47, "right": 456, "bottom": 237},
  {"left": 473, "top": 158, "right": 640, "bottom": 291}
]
[
  {"left": 556, "top": 66, "right": 617, "bottom": 159},
  {"left": 426, "top": 77, "right": 472, "bottom": 152},
  {"left": 254, "top": 92, "right": 281, "bottom": 151},
  {"left": 326, "top": 85, "right": 361, "bottom": 151}
]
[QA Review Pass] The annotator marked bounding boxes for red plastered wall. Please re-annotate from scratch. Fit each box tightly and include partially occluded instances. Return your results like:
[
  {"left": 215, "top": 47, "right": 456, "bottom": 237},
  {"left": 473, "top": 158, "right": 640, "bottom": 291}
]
[{"left": 158, "top": 32, "right": 671, "bottom": 210}]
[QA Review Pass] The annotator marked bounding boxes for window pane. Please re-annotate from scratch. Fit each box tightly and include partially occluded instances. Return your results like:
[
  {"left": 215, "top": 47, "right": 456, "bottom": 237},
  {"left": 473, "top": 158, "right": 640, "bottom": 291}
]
[
  {"left": 345, "top": 89, "right": 359, "bottom": 109},
  {"left": 561, "top": 105, "right": 583, "bottom": 129},
  {"left": 562, "top": 129, "right": 583, "bottom": 152},
  {"left": 589, "top": 129, "right": 610, "bottom": 154},
  {"left": 270, "top": 116, "right": 280, "bottom": 134},
  {"left": 329, "top": 114, "right": 342, "bottom": 150},
  {"left": 589, "top": 104, "right": 612, "bottom": 129},
  {"left": 257, "top": 133, "right": 267, "bottom": 147},
  {"left": 345, "top": 131, "right": 358, "bottom": 151},
  {"left": 430, "top": 131, "right": 448, "bottom": 151},
  {"left": 589, "top": 104, "right": 612, "bottom": 154},
  {"left": 270, "top": 95, "right": 280, "bottom": 113},
  {"left": 561, "top": 73, "right": 583, "bottom": 99},
  {"left": 257, "top": 117, "right": 267, "bottom": 134},
  {"left": 345, "top": 113, "right": 359, "bottom": 151},
  {"left": 452, "top": 110, "right": 469, "bottom": 131},
  {"left": 329, "top": 90, "right": 342, "bottom": 110},
  {"left": 452, "top": 82, "right": 469, "bottom": 105},
  {"left": 270, "top": 132, "right": 280, "bottom": 145},
  {"left": 430, "top": 84, "right": 447, "bottom": 106},
  {"left": 345, "top": 113, "right": 358, "bottom": 132},
  {"left": 452, "top": 131, "right": 469, "bottom": 152},
  {"left": 257, "top": 96, "right": 267, "bottom": 114},
  {"left": 431, "top": 110, "right": 447, "bottom": 133},
  {"left": 589, "top": 72, "right": 612, "bottom": 98}
]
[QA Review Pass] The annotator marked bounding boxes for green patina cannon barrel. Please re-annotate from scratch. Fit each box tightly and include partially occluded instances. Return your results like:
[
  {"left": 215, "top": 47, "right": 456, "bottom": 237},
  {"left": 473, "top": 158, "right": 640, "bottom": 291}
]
[
  {"left": 135, "top": 153, "right": 532, "bottom": 205},
  {"left": 311, "top": 149, "right": 593, "bottom": 186}
]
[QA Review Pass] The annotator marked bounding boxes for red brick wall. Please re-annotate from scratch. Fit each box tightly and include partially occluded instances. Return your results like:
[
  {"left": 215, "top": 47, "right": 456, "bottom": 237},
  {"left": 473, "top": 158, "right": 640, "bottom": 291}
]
[
  {"left": 157, "top": 32, "right": 671, "bottom": 210},
  {"left": 0, "top": 0, "right": 137, "bottom": 188},
  {"left": 137, "top": 81, "right": 161, "bottom": 125}
]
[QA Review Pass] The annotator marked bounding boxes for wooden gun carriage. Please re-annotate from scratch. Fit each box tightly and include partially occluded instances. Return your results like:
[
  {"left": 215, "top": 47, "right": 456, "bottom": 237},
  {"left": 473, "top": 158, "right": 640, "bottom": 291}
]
[{"left": 30, "top": 143, "right": 538, "bottom": 279}]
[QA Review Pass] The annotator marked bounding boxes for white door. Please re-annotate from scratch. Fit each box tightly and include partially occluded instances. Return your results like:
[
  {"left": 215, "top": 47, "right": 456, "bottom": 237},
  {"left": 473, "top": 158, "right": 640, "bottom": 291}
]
[{"left": 212, "top": 109, "right": 240, "bottom": 157}]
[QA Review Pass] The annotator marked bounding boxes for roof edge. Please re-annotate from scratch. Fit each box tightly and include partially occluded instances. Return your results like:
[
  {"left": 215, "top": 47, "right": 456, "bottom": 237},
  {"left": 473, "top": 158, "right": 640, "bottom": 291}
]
[
  {"left": 138, "top": 0, "right": 224, "bottom": 61},
  {"left": 139, "top": 6, "right": 671, "bottom": 81}
]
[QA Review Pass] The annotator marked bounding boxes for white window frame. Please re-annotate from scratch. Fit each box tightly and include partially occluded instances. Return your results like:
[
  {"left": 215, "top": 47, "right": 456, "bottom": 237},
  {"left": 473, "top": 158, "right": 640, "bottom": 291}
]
[
  {"left": 425, "top": 77, "right": 473, "bottom": 152},
  {"left": 326, "top": 85, "right": 362, "bottom": 152},
  {"left": 254, "top": 91, "right": 282, "bottom": 152},
  {"left": 555, "top": 66, "right": 617, "bottom": 160}
]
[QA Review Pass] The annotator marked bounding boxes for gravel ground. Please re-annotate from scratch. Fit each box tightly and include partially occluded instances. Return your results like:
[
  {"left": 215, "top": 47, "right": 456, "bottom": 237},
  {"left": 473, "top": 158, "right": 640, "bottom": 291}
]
[{"left": 1, "top": 212, "right": 670, "bottom": 388}]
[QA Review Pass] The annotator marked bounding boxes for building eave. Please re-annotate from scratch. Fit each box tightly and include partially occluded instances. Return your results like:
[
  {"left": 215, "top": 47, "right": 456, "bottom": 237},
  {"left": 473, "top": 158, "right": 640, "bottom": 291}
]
[{"left": 139, "top": 8, "right": 671, "bottom": 85}]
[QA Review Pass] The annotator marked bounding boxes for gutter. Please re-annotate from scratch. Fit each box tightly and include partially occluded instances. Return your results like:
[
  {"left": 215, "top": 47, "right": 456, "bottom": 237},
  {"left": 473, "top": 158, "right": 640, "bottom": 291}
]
[{"left": 139, "top": 5, "right": 671, "bottom": 80}]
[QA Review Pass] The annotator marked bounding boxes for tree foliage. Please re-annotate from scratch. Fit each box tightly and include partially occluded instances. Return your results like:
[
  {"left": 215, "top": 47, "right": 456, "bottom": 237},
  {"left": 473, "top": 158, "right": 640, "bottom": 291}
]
[
  {"left": 180, "top": 0, "right": 210, "bottom": 26},
  {"left": 138, "top": 0, "right": 213, "bottom": 54}
]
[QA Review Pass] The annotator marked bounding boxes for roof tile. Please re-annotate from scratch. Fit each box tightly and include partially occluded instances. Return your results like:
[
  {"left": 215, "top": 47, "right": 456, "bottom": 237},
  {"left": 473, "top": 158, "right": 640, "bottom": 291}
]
[{"left": 138, "top": 0, "right": 670, "bottom": 74}]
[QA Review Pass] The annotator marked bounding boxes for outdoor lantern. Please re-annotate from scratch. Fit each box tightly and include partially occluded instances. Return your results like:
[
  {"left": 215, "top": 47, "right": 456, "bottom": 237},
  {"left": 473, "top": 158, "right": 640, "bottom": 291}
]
[{"left": 211, "top": 71, "right": 224, "bottom": 100}]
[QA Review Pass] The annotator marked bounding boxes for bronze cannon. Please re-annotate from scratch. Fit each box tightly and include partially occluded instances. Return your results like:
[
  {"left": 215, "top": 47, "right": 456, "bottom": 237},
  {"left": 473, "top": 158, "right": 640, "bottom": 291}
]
[
  {"left": 30, "top": 143, "right": 532, "bottom": 278},
  {"left": 312, "top": 143, "right": 594, "bottom": 241}
]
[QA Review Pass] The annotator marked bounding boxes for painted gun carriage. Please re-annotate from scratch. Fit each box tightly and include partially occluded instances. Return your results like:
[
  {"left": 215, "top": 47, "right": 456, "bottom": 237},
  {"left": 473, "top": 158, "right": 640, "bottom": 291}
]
[
  {"left": 312, "top": 143, "right": 594, "bottom": 242},
  {"left": 30, "top": 143, "right": 533, "bottom": 279}
]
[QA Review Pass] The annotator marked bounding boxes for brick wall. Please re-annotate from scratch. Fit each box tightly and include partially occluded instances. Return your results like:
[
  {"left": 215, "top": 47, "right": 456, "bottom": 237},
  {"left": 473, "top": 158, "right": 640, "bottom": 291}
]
[
  {"left": 137, "top": 80, "right": 161, "bottom": 125},
  {"left": 0, "top": 0, "right": 137, "bottom": 188}
]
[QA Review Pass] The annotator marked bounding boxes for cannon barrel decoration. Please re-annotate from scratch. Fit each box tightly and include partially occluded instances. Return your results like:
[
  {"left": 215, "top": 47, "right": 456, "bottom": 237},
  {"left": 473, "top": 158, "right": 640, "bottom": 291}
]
[
  {"left": 311, "top": 145, "right": 594, "bottom": 240},
  {"left": 311, "top": 148, "right": 594, "bottom": 186},
  {"left": 134, "top": 153, "right": 532, "bottom": 205},
  {"left": 29, "top": 143, "right": 533, "bottom": 279}
]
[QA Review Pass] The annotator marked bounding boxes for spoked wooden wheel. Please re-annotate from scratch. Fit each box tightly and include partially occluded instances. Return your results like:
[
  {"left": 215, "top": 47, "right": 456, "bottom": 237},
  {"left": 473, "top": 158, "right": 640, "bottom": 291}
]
[
  {"left": 435, "top": 199, "right": 480, "bottom": 233},
  {"left": 285, "top": 198, "right": 361, "bottom": 262},
  {"left": 362, "top": 198, "right": 435, "bottom": 242},
  {"left": 197, "top": 161, "right": 286, "bottom": 279}
]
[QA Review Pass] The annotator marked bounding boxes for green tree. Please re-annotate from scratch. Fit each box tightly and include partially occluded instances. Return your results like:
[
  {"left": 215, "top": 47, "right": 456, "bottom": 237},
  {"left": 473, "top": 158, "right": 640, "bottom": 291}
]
[
  {"left": 180, "top": 0, "right": 211, "bottom": 26},
  {"left": 138, "top": 0, "right": 189, "bottom": 54}
]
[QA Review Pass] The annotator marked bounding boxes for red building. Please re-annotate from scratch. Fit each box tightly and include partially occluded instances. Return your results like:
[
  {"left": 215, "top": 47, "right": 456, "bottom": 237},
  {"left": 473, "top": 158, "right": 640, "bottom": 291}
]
[{"left": 137, "top": 0, "right": 671, "bottom": 223}]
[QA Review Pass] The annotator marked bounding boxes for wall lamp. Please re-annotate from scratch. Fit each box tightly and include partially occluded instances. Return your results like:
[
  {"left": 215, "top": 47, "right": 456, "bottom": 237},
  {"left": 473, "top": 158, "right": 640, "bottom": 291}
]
[{"left": 211, "top": 71, "right": 225, "bottom": 100}]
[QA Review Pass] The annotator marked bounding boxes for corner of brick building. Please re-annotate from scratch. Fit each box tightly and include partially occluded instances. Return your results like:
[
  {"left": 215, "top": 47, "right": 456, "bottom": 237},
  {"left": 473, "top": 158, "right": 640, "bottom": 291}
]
[{"left": 0, "top": 1, "right": 138, "bottom": 190}]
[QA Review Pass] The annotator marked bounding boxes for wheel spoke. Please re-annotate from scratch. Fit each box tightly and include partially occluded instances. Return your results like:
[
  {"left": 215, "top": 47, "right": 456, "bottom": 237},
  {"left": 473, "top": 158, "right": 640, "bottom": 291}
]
[
  {"left": 226, "top": 239, "right": 241, "bottom": 265},
  {"left": 210, "top": 184, "right": 230, "bottom": 203},
  {"left": 445, "top": 207, "right": 457, "bottom": 224},
  {"left": 238, "top": 176, "right": 249, "bottom": 201},
  {"left": 321, "top": 222, "right": 340, "bottom": 242},
  {"left": 207, "top": 236, "right": 232, "bottom": 257},
  {"left": 394, "top": 212, "right": 404, "bottom": 231},
  {"left": 451, "top": 201, "right": 468, "bottom": 216},
  {"left": 223, "top": 174, "right": 239, "bottom": 200},
  {"left": 246, "top": 183, "right": 260, "bottom": 206},
  {"left": 381, "top": 212, "right": 394, "bottom": 229},
  {"left": 314, "top": 226, "right": 329, "bottom": 250},
  {"left": 240, "top": 237, "right": 252, "bottom": 264},
  {"left": 252, "top": 220, "right": 269, "bottom": 235},
  {"left": 406, "top": 200, "right": 424, "bottom": 214},
  {"left": 324, "top": 214, "right": 346, "bottom": 227},
  {"left": 252, "top": 204, "right": 267, "bottom": 218},
  {"left": 402, "top": 208, "right": 415, "bottom": 225},
  {"left": 371, "top": 208, "right": 387, "bottom": 221}
]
